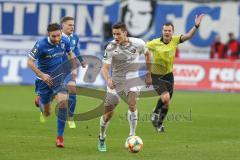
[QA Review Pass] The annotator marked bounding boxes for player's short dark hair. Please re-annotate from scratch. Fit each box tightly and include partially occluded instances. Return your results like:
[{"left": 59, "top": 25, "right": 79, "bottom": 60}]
[
  {"left": 163, "top": 22, "right": 174, "bottom": 31},
  {"left": 112, "top": 22, "right": 127, "bottom": 31},
  {"left": 47, "top": 23, "right": 61, "bottom": 32},
  {"left": 60, "top": 16, "right": 74, "bottom": 24}
]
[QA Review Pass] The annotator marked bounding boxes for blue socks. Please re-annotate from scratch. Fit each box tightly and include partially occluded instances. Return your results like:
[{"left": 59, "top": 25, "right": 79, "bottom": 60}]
[
  {"left": 68, "top": 94, "right": 76, "bottom": 118},
  {"left": 57, "top": 107, "right": 67, "bottom": 136},
  {"left": 39, "top": 99, "right": 43, "bottom": 112}
]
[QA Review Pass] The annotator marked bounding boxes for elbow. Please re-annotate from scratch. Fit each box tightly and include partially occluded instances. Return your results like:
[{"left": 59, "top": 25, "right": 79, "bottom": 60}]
[
  {"left": 27, "top": 58, "right": 33, "bottom": 68},
  {"left": 101, "top": 67, "right": 106, "bottom": 76},
  {"left": 27, "top": 59, "right": 31, "bottom": 67}
]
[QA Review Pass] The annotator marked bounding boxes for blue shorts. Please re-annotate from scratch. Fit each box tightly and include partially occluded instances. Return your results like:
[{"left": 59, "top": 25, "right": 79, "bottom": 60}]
[
  {"left": 35, "top": 78, "right": 67, "bottom": 104},
  {"left": 64, "top": 73, "right": 75, "bottom": 85}
]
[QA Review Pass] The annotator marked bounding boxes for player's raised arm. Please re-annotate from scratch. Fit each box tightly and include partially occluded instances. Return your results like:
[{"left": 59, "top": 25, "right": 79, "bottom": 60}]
[{"left": 180, "top": 14, "right": 204, "bottom": 42}]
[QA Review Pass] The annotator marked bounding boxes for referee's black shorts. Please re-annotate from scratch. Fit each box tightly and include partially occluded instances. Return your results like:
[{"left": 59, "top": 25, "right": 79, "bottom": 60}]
[{"left": 151, "top": 72, "right": 174, "bottom": 98}]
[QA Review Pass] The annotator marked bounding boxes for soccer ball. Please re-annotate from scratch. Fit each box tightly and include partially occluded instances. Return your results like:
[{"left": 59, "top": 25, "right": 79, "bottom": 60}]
[{"left": 125, "top": 136, "right": 143, "bottom": 153}]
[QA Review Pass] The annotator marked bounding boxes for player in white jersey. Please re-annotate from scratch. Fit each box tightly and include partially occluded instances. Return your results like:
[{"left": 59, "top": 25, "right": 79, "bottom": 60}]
[{"left": 98, "top": 22, "right": 152, "bottom": 152}]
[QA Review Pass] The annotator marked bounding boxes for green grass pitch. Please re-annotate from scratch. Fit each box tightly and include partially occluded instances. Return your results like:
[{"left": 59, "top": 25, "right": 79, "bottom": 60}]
[{"left": 0, "top": 85, "right": 240, "bottom": 160}]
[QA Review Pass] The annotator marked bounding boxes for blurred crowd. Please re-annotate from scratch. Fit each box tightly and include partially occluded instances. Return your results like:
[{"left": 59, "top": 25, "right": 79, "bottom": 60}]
[{"left": 210, "top": 33, "right": 240, "bottom": 60}]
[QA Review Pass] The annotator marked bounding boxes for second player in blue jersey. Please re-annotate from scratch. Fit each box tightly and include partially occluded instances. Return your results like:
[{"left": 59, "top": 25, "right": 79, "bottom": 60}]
[{"left": 61, "top": 16, "right": 86, "bottom": 129}]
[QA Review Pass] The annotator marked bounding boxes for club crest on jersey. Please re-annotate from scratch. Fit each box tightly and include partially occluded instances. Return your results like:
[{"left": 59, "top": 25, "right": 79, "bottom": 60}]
[
  {"left": 72, "top": 40, "right": 76, "bottom": 45},
  {"left": 61, "top": 43, "right": 65, "bottom": 49}
]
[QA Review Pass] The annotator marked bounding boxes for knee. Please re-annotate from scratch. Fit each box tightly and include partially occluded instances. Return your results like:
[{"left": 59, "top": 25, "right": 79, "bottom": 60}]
[
  {"left": 161, "top": 92, "right": 171, "bottom": 106},
  {"left": 68, "top": 86, "right": 76, "bottom": 95},
  {"left": 128, "top": 106, "right": 137, "bottom": 112},
  {"left": 43, "top": 106, "right": 50, "bottom": 117},
  {"left": 43, "top": 108, "right": 50, "bottom": 117},
  {"left": 105, "top": 95, "right": 119, "bottom": 107},
  {"left": 104, "top": 111, "right": 114, "bottom": 122},
  {"left": 43, "top": 110, "right": 50, "bottom": 117},
  {"left": 128, "top": 99, "right": 136, "bottom": 110},
  {"left": 58, "top": 100, "right": 68, "bottom": 108}
]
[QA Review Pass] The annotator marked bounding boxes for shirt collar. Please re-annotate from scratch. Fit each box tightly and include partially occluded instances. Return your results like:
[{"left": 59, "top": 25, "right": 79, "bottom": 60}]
[
  {"left": 47, "top": 37, "right": 55, "bottom": 45},
  {"left": 160, "top": 37, "right": 170, "bottom": 45},
  {"left": 62, "top": 32, "right": 72, "bottom": 39}
]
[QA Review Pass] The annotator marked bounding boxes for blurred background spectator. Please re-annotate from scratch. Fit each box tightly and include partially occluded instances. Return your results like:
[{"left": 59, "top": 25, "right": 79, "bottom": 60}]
[
  {"left": 210, "top": 35, "right": 225, "bottom": 59},
  {"left": 224, "top": 32, "right": 240, "bottom": 60}
]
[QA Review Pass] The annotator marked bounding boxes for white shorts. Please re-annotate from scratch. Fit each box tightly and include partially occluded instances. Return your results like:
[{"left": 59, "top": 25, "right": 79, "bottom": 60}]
[{"left": 104, "top": 84, "right": 141, "bottom": 107}]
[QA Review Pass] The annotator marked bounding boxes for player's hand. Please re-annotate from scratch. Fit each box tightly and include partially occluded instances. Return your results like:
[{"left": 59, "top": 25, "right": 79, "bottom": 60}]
[
  {"left": 195, "top": 14, "right": 204, "bottom": 27},
  {"left": 107, "top": 78, "right": 115, "bottom": 89},
  {"left": 80, "top": 61, "right": 87, "bottom": 68},
  {"left": 71, "top": 69, "right": 78, "bottom": 81},
  {"left": 145, "top": 72, "right": 152, "bottom": 88},
  {"left": 41, "top": 73, "right": 53, "bottom": 87}
]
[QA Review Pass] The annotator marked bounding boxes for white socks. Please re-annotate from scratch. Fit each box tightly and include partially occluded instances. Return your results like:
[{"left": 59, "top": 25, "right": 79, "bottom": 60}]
[
  {"left": 99, "top": 116, "right": 109, "bottom": 140},
  {"left": 127, "top": 109, "right": 138, "bottom": 136},
  {"left": 99, "top": 110, "right": 138, "bottom": 139}
]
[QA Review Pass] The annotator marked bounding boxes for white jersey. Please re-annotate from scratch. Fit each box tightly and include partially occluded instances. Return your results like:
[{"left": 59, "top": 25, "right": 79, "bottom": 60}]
[{"left": 103, "top": 37, "right": 147, "bottom": 83}]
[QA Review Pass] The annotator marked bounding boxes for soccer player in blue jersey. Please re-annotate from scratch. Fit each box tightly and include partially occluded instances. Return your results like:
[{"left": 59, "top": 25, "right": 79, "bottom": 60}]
[
  {"left": 27, "top": 23, "right": 78, "bottom": 148},
  {"left": 61, "top": 16, "right": 86, "bottom": 129}
]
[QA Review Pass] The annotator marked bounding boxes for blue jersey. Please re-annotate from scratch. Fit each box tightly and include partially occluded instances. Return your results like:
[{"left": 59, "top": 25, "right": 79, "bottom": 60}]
[
  {"left": 62, "top": 33, "right": 82, "bottom": 62},
  {"left": 28, "top": 36, "right": 71, "bottom": 76}
]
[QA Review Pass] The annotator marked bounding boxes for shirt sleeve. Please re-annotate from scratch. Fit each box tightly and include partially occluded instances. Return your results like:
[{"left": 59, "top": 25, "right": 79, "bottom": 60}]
[
  {"left": 146, "top": 39, "right": 156, "bottom": 51},
  {"left": 173, "top": 35, "right": 181, "bottom": 45},
  {"left": 65, "top": 39, "right": 72, "bottom": 54},
  {"left": 102, "top": 43, "right": 114, "bottom": 64},
  {"left": 28, "top": 42, "right": 40, "bottom": 60},
  {"left": 73, "top": 36, "right": 80, "bottom": 57},
  {"left": 138, "top": 39, "right": 147, "bottom": 55}
]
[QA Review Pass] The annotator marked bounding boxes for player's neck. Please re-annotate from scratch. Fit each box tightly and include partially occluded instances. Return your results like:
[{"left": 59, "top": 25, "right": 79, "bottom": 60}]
[
  {"left": 62, "top": 32, "right": 71, "bottom": 37},
  {"left": 120, "top": 37, "right": 129, "bottom": 46},
  {"left": 47, "top": 37, "right": 55, "bottom": 45},
  {"left": 162, "top": 38, "right": 171, "bottom": 44}
]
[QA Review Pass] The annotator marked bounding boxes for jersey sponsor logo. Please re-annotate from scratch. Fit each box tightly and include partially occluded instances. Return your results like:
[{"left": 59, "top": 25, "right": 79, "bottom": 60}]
[
  {"left": 45, "top": 52, "right": 64, "bottom": 58},
  {"left": 47, "top": 48, "right": 55, "bottom": 52}
]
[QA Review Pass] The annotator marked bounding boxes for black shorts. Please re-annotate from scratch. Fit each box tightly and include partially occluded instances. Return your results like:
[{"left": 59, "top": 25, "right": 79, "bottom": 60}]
[{"left": 151, "top": 72, "right": 174, "bottom": 97}]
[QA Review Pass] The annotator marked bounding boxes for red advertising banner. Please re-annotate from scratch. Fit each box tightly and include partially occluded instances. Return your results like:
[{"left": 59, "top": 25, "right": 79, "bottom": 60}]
[{"left": 173, "top": 59, "right": 240, "bottom": 92}]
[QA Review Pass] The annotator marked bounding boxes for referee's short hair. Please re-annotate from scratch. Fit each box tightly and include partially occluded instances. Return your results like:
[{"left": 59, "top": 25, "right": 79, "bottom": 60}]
[
  {"left": 47, "top": 23, "right": 61, "bottom": 32},
  {"left": 163, "top": 22, "right": 174, "bottom": 31}
]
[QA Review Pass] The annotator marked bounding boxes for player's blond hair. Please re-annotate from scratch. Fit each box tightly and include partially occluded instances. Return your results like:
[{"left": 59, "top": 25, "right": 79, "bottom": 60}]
[{"left": 60, "top": 16, "right": 74, "bottom": 24}]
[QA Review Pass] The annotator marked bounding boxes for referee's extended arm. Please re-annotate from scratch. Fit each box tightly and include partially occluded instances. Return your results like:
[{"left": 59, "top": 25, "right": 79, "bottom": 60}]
[{"left": 180, "top": 14, "right": 204, "bottom": 42}]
